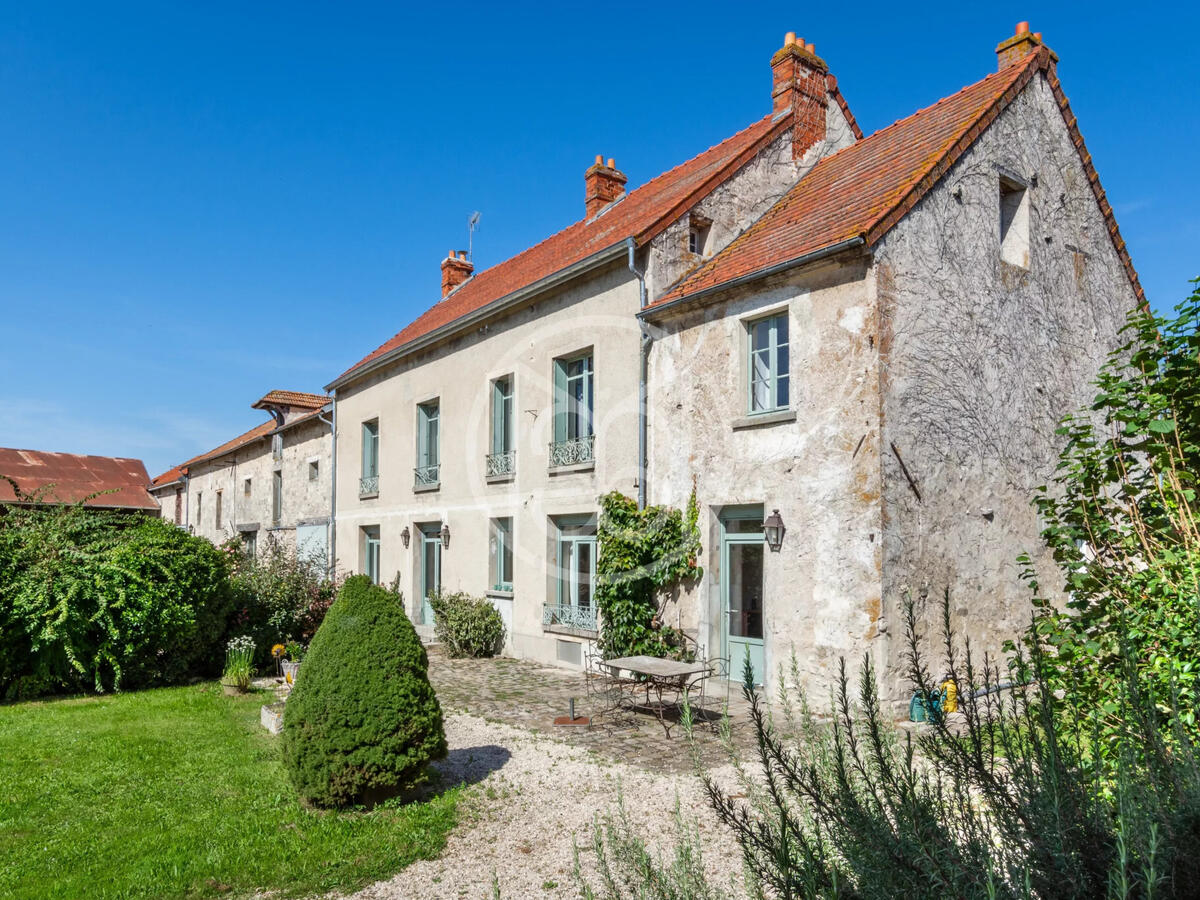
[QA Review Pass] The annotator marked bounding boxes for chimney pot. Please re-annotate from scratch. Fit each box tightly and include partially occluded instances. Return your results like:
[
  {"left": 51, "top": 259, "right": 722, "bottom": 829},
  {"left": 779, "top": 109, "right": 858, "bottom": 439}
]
[
  {"left": 594, "top": 154, "right": 603, "bottom": 165},
  {"left": 784, "top": 31, "right": 796, "bottom": 45},
  {"left": 1034, "top": 31, "right": 1042, "bottom": 40},
  {"left": 996, "top": 22, "right": 1051, "bottom": 70},
  {"left": 1016, "top": 21, "right": 1030, "bottom": 34},
  {"left": 606, "top": 157, "right": 615, "bottom": 168},
  {"left": 806, "top": 42, "right": 815, "bottom": 53}
]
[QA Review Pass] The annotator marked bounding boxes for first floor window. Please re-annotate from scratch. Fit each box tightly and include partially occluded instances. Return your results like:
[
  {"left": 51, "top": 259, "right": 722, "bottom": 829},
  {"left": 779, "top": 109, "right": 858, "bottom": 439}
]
[
  {"left": 748, "top": 312, "right": 789, "bottom": 413},
  {"left": 556, "top": 517, "right": 597, "bottom": 610},
  {"left": 553, "top": 352, "right": 594, "bottom": 442},
  {"left": 489, "top": 518, "right": 513, "bottom": 592},
  {"left": 215, "top": 490, "right": 223, "bottom": 530},
  {"left": 363, "top": 526, "right": 381, "bottom": 584},
  {"left": 416, "top": 400, "right": 440, "bottom": 487},
  {"left": 195, "top": 492, "right": 202, "bottom": 527}
]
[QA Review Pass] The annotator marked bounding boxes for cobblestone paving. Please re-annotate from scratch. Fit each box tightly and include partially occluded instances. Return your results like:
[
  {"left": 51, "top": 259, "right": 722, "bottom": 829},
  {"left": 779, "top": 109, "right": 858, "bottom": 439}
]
[{"left": 426, "top": 648, "right": 759, "bottom": 774}]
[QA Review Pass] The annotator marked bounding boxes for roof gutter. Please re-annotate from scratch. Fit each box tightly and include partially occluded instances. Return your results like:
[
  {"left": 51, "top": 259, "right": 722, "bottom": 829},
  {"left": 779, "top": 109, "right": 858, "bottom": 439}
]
[
  {"left": 327, "top": 241, "right": 629, "bottom": 391},
  {"left": 637, "top": 236, "right": 867, "bottom": 320}
]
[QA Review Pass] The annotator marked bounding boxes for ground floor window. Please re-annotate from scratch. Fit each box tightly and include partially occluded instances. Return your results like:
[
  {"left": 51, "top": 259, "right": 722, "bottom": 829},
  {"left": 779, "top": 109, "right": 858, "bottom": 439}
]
[
  {"left": 489, "top": 517, "right": 513, "bottom": 592},
  {"left": 362, "top": 526, "right": 380, "bottom": 584},
  {"left": 241, "top": 530, "right": 257, "bottom": 559},
  {"left": 549, "top": 516, "right": 597, "bottom": 634}
]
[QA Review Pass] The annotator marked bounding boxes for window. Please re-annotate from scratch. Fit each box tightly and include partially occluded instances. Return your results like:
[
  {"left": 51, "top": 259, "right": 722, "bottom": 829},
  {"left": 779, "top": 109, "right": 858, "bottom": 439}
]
[
  {"left": 999, "top": 177, "right": 1030, "bottom": 268},
  {"left": 360, "top": 420, "right": 379, "bottom": 496},
  {"left": 415, "top": 401, "right": 440, "bottom": 488},
  {"left": 362, "top": 526, "right": 381, "bottom": 584},
  {"left": 272, "top": 470, "right": 282, "bottom": 523},
  {"left": 748, "top": 313, "right": 789, "bottom": 414},
  {"left": 173, "top": 488, "right": 182, "bottom": 525},
  {"left": 215, "top": 490, "right": 223, "bottom": 530},
  {"left": 545, "top": 516, "right": 598, "bottom": 633},
  {"left": 489, "top": 518, "right": 514, "bottom": 592},
  {"left": 195, "top": 492, "right": 202, "bottom": 527},
  {"left": 308, "top": 460, "right": 319, "bottom": 482},
  {"left": 243, "top": 477, "right": 252, "bottom": 497},
  {"left": 551, "top": 352, "right": 595, "bottom": 466},
  {"left": 242, "top": 530, "right": 257, "bottom": 559},
  {"left": 687, "top": 213, "right": 712, "bottom": 256},
  {"left": 487, "top": 376, "right": 515, "bottom": 477}
]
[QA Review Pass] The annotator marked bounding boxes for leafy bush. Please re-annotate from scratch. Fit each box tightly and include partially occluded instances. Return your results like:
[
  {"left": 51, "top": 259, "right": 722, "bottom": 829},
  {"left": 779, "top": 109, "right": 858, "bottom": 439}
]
[
  {"left": 693, "top": 597, "right": 1200, "bottom": 899},
  {"left": 595, "top": 489, "right": 702, "bottom": 659},
  {"left": 282, "top": 575, "right": 447, "bottom": 808},
  {"left": 1023, "top": 285, "right": 1200, "bottom": 760},
  {"left": 427, "top": 589, "right": 505, "bottom": 658},
  {"left": 0, "top": 497, "right": 234, "bottom": 698},
  {"left": 226, "top": 537, "right": 340, "bottom": 666}
]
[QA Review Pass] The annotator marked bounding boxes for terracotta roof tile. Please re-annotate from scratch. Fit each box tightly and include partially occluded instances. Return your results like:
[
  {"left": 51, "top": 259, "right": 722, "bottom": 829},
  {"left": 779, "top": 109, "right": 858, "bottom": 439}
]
[
  {"left": 650, "top": 49, "right": 1144, "bottom": 309},
  {"left": 0, "top": 448, "right": 158, "bottom": 510},
  {"left": 332, "top": 111, "right": 794, "bottom": 386}
]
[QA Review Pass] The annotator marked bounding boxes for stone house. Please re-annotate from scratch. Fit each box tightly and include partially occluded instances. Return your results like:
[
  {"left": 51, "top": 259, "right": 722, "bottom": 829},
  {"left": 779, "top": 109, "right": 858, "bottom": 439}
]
[
  {"left": 150, "top": 390, "right": 334, "bottom": 566},
  {"left": 327, "top": 25, "right": 1141, "bottom": 695}
]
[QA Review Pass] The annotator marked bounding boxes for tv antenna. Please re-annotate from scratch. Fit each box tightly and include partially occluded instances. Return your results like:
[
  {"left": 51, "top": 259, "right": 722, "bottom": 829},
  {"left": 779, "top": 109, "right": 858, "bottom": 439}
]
[{"left": 468, "top": 211, "right": 481, "bottom": 261}]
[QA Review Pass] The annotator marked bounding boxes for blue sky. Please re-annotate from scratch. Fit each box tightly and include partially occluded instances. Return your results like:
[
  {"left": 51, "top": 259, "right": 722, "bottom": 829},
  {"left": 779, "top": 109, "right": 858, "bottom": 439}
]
[{"left": 2, "top": 3, "right": 1196, "bottom": 478}]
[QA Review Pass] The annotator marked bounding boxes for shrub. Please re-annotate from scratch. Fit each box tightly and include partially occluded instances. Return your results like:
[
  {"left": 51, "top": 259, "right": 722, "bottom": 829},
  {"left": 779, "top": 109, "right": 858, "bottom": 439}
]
[
  {"left": 281, "top": 575, "right": 447, "bottom": 808},
  {"left": 427, "top": 589, "right": 505, "bottom": 658},
  {"left": 1024, "top": 284, "right": 1200, "bottom": 760},
  {"left": 0, "top": 498, "right": 234, "bottom": 698},
  {"left": 226, "top": 538, "right": 340, "bottom": 666}
]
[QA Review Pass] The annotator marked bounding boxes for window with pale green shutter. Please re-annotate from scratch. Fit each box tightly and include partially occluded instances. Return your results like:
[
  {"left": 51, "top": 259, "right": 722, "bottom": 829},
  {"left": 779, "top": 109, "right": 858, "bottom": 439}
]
[
  {"left": 360, "top": 420, "right": 379, "bottom": 496},
  {"left": 415, "top": 401, "right": 440, "bottom": 488},
  {"left": 487, "top": 377, "right": 516, "bottom": 477},
  {"left": 550, "top": 352, "right": 595, "bottom": 467},
  {"left": 489, "top": 517, "right": 513, "bottom": 592},
  {"left": 748, "top": 313, "right": 790, "bottom": 413}
]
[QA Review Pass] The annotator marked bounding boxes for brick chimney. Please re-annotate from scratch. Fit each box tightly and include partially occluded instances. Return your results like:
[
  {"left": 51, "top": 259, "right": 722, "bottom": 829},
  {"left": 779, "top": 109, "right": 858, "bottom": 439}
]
[
  {"left": 584, "top": 155, "right": 627, "bottom": 217},
  {"left": 995, "top": 22, "right": 1056, "bottom": 70},
  {"left": 771, "top": 33, "right": 828, "bottom": 161},
  {"left": 440, "top": 250, "right": 473, "bottom": 298}
]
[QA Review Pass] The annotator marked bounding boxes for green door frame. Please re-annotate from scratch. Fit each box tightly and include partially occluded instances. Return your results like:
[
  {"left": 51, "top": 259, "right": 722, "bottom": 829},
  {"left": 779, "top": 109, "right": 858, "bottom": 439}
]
[
  {"left": 418, "top": 523, "right": 441, "bottom": 625},
  {"left": 720, "top": 506, "right": 765, "bottom": 686}
]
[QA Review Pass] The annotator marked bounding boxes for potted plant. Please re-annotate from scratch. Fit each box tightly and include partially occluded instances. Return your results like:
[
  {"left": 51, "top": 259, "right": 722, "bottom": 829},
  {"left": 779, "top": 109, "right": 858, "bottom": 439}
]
[
  {"left": 281, "top": 640, "right": 305, "bottom": 687},
  {"left": 221, "top": 635, "right": 256, "bottom": 695}
]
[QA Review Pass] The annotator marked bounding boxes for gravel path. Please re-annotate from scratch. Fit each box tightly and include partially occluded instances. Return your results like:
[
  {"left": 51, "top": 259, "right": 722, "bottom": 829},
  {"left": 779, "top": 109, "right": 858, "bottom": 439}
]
[{"left": 348, "top": 712, "right": 747, "bottom": 900}]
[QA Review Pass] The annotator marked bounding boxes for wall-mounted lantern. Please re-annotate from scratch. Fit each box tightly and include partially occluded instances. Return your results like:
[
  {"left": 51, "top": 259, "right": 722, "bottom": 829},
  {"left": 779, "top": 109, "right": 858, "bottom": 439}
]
[
  {"left": 401, "top": 526, "right": 410, "bottom": 548},
  {"left": 440, "top": 523, "right": 451, "bottom": 549},
  {"left": 764, "top": 509, "right": 786, "bottom": 552}
]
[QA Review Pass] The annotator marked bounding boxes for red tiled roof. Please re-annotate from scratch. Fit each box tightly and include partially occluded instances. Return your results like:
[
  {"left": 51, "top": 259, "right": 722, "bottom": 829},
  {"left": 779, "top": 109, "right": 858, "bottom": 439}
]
[
  {"left": 252, "top": 390, "right": 328, "bottom": 411},
  {"left": 650, "top": 48, "right": 1144, "bottom": 308},
  {"left": 151, "top": 420, "right": 277, "bottom": 486},
  {"left": 0, "top": 448, "right": 158, "bottom": 510},
  {"left": 332, "top": 111, "right": 795, "bottom": 386}
]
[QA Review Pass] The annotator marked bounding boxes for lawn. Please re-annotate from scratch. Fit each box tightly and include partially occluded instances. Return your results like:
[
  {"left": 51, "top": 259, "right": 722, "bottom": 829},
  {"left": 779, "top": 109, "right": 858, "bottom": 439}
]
[{"left": 0, "top": 683, "right": 460, "bottom": 900}]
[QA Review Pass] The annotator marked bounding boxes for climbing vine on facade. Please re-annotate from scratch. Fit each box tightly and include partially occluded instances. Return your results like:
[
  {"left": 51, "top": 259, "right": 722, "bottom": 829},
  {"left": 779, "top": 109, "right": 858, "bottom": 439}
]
[{"left": 595, "top": 487, "right": 703, "bottom": 659}]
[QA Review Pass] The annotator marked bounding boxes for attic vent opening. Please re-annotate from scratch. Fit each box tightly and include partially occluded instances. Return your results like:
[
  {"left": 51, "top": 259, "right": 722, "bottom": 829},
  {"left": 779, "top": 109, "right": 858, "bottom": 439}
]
[{"left": 999, "top": 176, "right": 1030, "bottom": 269}]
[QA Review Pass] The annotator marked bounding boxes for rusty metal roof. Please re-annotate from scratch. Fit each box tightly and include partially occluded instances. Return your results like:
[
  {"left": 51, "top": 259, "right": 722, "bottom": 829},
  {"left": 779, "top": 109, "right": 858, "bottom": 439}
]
[{"left": 0, "top": 448, "right": 159, "bottom": 510}]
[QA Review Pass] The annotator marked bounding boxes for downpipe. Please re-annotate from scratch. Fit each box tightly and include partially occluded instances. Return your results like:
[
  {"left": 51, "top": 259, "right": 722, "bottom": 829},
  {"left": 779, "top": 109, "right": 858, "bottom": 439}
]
[
  {"left": 627, "top": 238, "right": 650, "bottom": 510},
  {"left": 318, "top": 398, "right": 336, "bottom": 577}
]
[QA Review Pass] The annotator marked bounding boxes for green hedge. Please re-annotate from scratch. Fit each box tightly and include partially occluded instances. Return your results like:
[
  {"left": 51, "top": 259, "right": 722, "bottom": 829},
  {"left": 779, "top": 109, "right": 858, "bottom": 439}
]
[
  {"left": 0, "top": 504, "right": 234, "bottom": 698},
  {"left": 427, "top": 589, "right": 505, "bottom": 658},
  {"left": 282, "top": 576, "right": 447, "bottom": 808}
]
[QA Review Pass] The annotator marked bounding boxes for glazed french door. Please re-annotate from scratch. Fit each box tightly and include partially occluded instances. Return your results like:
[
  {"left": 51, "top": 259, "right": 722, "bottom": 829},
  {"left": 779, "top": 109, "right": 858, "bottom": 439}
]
[
  {"left": 721, "top": 509, "right": 765, "bottom": 686},
  {"left": 419, "top": 524, "right": 441, "bottom": 625}
]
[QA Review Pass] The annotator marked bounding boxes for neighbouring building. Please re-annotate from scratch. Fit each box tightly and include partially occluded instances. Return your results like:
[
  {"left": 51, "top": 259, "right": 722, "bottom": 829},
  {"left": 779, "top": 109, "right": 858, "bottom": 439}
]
[
  {"left": 150, "top": 391, "right": 334, "bottom": 566},
  {"left": 0, "top": 448, "right": 158, "bottom": 512},
  {"left": 326, "top": 25, "right": 1141, "bottom": 697}
]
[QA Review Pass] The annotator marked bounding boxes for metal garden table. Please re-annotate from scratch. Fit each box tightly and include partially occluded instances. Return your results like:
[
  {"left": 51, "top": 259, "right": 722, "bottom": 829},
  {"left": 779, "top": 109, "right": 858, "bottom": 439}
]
[{"left": 600, "top": 655, "right": 714, "bottom": 737}]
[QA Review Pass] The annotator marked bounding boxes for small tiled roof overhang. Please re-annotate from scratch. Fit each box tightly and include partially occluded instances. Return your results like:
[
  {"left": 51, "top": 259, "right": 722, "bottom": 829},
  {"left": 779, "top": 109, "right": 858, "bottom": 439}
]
[
  {"left": 644, "top": 48, "right": 1144, "bottom": 315},
  {"left": 252, "top": 390, "right": 328, "bottom": 412},
  {"left": 0, "top": 448, "right": 159, "bottom": 510},
  {"left": 150, "top": 465, "right": 184, "bottom": 489},
  {"left": 329, "top": 110, "right": 800, "bottom": 390}
]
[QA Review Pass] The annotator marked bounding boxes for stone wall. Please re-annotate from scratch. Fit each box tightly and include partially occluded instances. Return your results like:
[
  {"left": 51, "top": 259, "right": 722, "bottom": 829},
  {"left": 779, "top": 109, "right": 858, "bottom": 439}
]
[{"left": 871, "top": 70, "right": 1140, "bottom": 696}]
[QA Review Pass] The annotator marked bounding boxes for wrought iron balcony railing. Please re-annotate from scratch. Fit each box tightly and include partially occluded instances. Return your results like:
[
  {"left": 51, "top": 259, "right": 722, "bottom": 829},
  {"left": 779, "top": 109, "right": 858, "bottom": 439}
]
[
  {"left": 542, "top": 602, "right": 598, "bottom": 634},
  {"left": 485, "top": 450, "right": 515, "bottom": 477},
  {"left": 548, "top": 434, "right": 595, "bottom": 468},
  {"left": 413, "top": 464, "right": 440, "bottom": 488},
  {"left": 359, "top": 475, "right": 379, "bottom": 497}
]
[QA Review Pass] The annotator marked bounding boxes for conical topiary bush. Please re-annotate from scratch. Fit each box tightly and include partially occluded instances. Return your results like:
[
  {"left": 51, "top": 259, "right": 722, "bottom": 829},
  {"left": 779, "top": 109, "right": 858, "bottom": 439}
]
[{"left": 281, "top": 575, "right": 447, "bottom": 807}]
